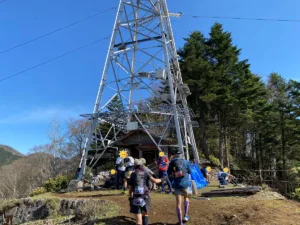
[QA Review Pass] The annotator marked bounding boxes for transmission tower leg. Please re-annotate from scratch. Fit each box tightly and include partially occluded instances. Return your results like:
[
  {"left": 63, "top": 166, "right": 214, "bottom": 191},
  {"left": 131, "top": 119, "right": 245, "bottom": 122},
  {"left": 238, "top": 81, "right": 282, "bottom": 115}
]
[
  {"left": 157, "top": 0, "right": 184, "bottom": 153},
  {"left": 128, "top": 1, "right": 140, "bottom": 122},
  {"left": 160, "top": 0, "right": 199, "bottom": 162}
]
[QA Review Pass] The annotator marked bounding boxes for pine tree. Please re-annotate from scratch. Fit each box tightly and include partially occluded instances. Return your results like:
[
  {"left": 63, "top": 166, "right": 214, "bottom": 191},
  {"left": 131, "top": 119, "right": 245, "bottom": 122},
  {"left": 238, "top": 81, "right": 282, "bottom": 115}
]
[
  {"left": 107, "top": 96, "right": 123, "bottom": 112},
  {"left": 179, "top": 31, "right": 212, "bottom": 157}
]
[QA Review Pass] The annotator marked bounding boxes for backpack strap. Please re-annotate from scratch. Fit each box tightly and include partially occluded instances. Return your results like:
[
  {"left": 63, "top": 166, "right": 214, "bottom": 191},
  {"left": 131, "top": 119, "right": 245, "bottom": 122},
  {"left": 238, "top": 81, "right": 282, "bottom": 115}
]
[{"left": 173, "top": 158, "right": 187, "bottom": 178}]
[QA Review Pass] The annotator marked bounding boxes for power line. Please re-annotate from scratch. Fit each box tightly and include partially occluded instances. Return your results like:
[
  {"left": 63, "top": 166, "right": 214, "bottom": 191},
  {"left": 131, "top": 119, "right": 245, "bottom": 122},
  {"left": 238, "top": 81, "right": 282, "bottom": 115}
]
[
  {"left": 192, "top": 15, "right": 300, "bottom": 23},
  {"left": 0, "top": 37, "right": 108, "bottom": 82},
  {"left": 0, "top": 0, "right": 8, "bottom": 4},
  {"left": 0, "top": 7, "right": 116, "bottom": 55}
]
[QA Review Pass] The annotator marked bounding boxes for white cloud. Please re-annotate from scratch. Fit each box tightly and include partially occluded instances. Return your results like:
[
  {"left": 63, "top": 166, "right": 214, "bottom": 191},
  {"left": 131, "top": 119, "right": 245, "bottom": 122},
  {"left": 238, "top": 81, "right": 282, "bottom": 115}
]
[{"left": 0, "top": 106, "right": 89, "bottom": 124}]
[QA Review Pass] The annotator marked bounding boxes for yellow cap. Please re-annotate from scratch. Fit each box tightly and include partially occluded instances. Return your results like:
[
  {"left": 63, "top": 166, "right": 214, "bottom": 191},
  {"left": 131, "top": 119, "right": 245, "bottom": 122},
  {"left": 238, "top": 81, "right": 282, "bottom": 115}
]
[
  {"left": 119, "top": 150, "right": 128, "bottom": 159},
  {"left": 223, "top": 167, "right": 229, "bottom": 173}
]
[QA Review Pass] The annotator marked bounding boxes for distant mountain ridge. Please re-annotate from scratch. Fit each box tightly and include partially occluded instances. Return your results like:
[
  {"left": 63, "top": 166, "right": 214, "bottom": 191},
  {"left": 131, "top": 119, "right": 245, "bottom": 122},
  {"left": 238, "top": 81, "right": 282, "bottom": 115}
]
[{"left": 0, "top": 144, "right": 24, "bottom": 166}]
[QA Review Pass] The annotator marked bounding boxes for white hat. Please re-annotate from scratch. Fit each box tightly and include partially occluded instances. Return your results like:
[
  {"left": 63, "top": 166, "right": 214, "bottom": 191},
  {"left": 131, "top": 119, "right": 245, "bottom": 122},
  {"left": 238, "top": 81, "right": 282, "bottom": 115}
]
[
  {"left": 134, "top": 158, "right": 143, "bottom": 166},
  {"left": 140, "top": 158, "right": 146, "bottom": 165}
]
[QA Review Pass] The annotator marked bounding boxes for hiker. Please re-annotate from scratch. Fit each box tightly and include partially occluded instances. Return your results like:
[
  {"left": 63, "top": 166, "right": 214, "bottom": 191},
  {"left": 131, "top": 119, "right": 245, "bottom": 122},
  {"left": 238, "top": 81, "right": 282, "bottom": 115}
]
[
  {"left": 124, "top": 151, "right": 135, "bottom": 193},
  {"left": 156, "top": 153, "right": 172, "bottom": 194},
  {"left": 104, "top": 173, "right": 116, "bottom": 188},
  {"left": 167, "top": 149, "right": 192, "bottom": 225},
  {"left": 115, "top": 151, "right": 127, "bottom": 190},
  {"left": 141, "top": 158, "right": 156, "bottom": 190},
  {"left": 201, "top": 166, "right": 210, "bottom": 183},
  {"left": 217, "top": 168, "right": 229, "bottom": 186},
  {"left": 128, "top": 158, "right": 164, "bottom": 225},
  {"left": 141, "top": 158, "right": 155, "bottom": 176}
]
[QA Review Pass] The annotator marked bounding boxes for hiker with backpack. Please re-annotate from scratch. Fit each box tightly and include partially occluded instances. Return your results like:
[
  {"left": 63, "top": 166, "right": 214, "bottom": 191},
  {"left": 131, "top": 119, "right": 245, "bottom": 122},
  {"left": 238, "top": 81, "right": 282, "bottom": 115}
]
[
  {"left": 167, "top": 149, "right": 192, "bottom": 225},
  {"left": 218, "top": 167, "right": 237, "bottom": 186},
  {"left": 124, "top": 152, "right": 135, "bottom": 193},
  {"left": 156, "top": 152, "right": 172, "bottom": 194},
  {"left": 200, "top": 166, "right": 210, "bottom": 183},
  {"left": 115, "top": 150, "right": 127, "bottom": 190},
  {"left": 128, "top": 158, "right": 164, "bottom": 225}
]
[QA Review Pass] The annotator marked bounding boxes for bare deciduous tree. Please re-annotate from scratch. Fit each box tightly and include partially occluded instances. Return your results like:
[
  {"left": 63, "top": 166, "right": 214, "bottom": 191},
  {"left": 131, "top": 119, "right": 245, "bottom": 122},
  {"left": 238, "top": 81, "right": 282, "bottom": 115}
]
[{"left": 67, "top": 119, "right": 90, "bottom": 156}]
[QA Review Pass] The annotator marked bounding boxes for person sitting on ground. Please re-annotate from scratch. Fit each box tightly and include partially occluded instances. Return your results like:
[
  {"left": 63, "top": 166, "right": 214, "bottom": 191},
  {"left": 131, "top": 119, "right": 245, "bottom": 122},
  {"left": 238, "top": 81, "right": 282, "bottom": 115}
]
[
  {"left": 217, "top": 168, "right": 238, "bottom": 186},
  {"left": 156, "top": 153, "right": 172, "bottom": 194},
  {"left": 200, "top": 166, "right": 210, "bottom": 183},
  {"left": 128, "top": 159, "right": 164, "bottom": 225},
  {"left": 217, "top": 168, "right": 228, "bottom": 186},
  {"left": 167, "top": 148, "right": 192, "bottom": 225},
  {"left": 104, "top": 173, "right": 116, "bottom": 188}
]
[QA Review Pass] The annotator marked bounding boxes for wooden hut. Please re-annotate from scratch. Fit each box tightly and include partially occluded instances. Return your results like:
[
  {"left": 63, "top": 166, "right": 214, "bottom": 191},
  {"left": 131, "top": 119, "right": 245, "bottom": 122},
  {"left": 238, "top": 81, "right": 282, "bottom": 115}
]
[{"left": 111, "top": 129, "right": 174, "bottom": 165}]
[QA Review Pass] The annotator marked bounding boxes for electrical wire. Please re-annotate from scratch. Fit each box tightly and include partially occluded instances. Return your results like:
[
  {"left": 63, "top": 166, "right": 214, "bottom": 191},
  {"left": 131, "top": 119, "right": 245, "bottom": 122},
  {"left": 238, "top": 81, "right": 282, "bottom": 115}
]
[
  {"left": 3, "top": 9, "right": 298, "bottom": 83},
  {"left": 192, "top": 15, "right": 300, "bottom": 23},
  {"left": 0, "top": 37, "right": 108, "bottom": 82},
  {"left": 0, "top": 0, "right": 8, "bottom": 4},
  {"left": 0, "top": 7, "right": 116, "bottom": 54}
]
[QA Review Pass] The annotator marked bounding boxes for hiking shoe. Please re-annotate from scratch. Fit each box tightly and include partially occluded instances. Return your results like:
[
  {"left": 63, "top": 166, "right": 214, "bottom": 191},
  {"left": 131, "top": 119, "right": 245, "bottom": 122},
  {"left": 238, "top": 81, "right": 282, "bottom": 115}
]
[
  {"left": 183, "top": 215, "right": 190, "bottom": 222},
  {"left": 167, "top": 191, "right": 172, "bottom": 195}
]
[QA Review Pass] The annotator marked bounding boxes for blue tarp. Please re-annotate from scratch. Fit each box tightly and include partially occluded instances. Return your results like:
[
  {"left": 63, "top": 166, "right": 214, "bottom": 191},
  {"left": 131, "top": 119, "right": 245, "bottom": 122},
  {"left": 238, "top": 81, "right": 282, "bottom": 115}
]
[{"left": 190, "top": 164, "right": 208, "bottom": 189}]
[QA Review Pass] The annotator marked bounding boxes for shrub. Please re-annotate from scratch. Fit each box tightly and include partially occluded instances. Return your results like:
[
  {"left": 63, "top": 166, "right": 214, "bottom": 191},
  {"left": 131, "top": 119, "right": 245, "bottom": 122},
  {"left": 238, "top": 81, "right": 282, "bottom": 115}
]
[
  {"left": 292, "top": 188, "right": 300, "bottom": 201},
  {"left": 102, "top": 162, "right": 114, "bottom": 171},
  {"left": 290, "top": 167, "right": 299, "bottom": 175},
  {"left": 43, "top": 175, "right": 72, "bottom": 192},
  {"left": 30, "top": 187, "right": 47, "bottom": 197},
  {"left": 209, "top": 155, "right": 221, "bottom": 166},
  {"left": 43, "top": 178, "right": 56, "bottom": 192},
  {"left": 198, "top": 152, "right": 206, "bottom": 159}
]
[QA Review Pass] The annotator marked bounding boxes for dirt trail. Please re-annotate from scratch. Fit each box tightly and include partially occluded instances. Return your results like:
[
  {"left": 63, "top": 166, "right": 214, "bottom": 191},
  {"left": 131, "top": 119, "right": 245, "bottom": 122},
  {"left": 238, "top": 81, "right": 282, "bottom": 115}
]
[{"left": 56, "top": 187, "right": 300, "bottom": 225}]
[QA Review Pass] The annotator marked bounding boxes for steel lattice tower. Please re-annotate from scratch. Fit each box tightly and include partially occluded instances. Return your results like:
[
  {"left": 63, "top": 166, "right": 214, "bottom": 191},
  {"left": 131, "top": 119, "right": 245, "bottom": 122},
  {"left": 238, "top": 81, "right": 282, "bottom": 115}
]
[{"left": 78, "top": 0, "right": 200, "bottom": 180}]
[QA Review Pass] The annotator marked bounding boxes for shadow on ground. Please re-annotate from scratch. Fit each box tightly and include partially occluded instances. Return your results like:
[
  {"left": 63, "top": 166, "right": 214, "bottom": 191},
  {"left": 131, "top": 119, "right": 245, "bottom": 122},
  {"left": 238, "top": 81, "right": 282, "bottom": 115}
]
[{"left": 86, "top": 216, "right": 176, "bottom": 225}]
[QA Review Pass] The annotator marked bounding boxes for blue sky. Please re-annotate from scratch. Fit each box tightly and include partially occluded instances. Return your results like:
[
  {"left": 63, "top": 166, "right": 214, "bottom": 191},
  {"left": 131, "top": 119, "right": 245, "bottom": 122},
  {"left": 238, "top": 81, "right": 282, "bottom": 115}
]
[{"left": 0, "top": 0, "right": 299, "bottom": 154}]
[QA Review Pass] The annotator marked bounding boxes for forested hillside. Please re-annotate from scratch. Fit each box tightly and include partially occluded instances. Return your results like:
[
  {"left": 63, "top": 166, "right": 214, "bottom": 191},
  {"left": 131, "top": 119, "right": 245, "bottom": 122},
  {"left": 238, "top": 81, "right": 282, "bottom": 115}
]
[
  {"left": 0, "top": 120, "right": 86, "bottom": 200},
  {"left": 180, "top": 23, "right": 300, "bottom": 197},
  {"left": 0, "top": 145, "right": 23, "bottom": 166}
]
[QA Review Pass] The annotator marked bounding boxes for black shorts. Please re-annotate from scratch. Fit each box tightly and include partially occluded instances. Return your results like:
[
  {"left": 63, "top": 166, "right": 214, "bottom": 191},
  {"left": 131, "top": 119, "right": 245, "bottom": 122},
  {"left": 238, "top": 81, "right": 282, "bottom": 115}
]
[
  {"left": 117, "top": 170, "right": 125, "bottom": 179},
  {"left": 130, "top": 196, "right": 151, "bottom": 214}
]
